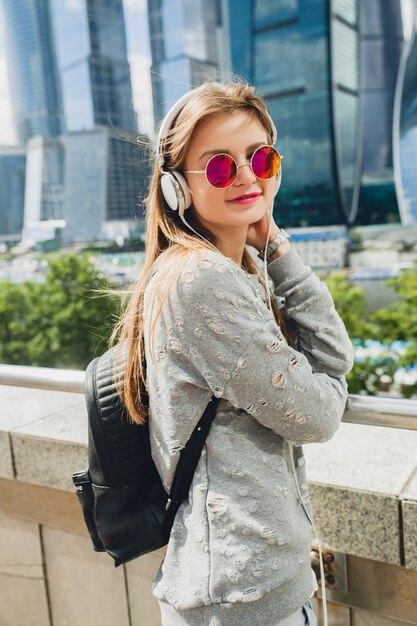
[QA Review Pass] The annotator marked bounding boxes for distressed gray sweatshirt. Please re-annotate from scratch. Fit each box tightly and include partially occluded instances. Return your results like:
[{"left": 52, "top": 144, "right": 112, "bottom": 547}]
[{"left": 143, "top": 246, "right": 354, "bottom": 623}]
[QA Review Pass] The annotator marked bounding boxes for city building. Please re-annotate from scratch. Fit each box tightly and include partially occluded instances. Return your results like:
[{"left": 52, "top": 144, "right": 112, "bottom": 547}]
[
  {"left": 355, "top": 0, "right": 406, "bottom": 225},
  {"left": 227, "top": 0, "right": 361, "bottom": 229},
  {"left": 0, "top": 146, "right": 26, "bottom": 241},
  {"left": 250, "top": 225, "right": 348, "bottom": 271},
  {"left": 395, "top": 0, "right": 417, "bottom": 225},
  {"left": 1, "top": 0, "right": 64, "bottom": 143},
  {"left": 20, "top": 127, "right": 150, "bottom": 246},
  {"left": 284, "top": 225, "right": 349, "bottom": 270},
  {"left": 50, "top": 0, "right": 137, "bottom": 132},
  {"left": 147, "top": 0, "right": 230, "bottom": 123},
  {"left": 62, "top": 127, "right": 150, "bottom": 244},
  {"left": 2, "top": 0, "right": 148, "bottom": 245},
  {"left": 21, "top": 136, "right": 64, "bottom": 243},
  {"left": 348, "top": 223, "right": 417, "bottom": 269}
]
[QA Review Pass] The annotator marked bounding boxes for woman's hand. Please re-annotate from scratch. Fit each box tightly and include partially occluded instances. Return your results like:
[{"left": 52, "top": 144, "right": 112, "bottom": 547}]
[{"left": 246, "top": 209, "right": 281, "bottom": 252}]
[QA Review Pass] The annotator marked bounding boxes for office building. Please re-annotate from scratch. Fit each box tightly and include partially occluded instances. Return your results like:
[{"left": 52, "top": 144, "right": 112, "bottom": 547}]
[
  {"left": 62, "top": 127, "right": 149, "bottom": 244},
  {"left": 227, "top": 0, "right": 361, "bottom": 228},
  {"left": 355, "top": 0, "right": 405, "bottom": 225},
  {"left": 51, "top": 0, "right": 137, "bottom": 132},
  {"left": 147, "top": 0, "right": 230, "bottom": 123},
  {"left": 0, "top": 146, "right": 26, "bottom": 239},
  {"left": 2, "top": 0, "right": 146, "bottom": 244},
  {"left": 284, "top": 225, "right": 349, "bottom": 269},
  {"left": 1, "top": 0, "right": 64, "bottom": 143},
  {"left": 20, "top": 127, "right": 150, "bottom": 245},
  {"left": 396, "top": 0, "right": 417, "bottom": 225},
  {"left": 21, "top": 136, "right": 64, "bottom": 242}
]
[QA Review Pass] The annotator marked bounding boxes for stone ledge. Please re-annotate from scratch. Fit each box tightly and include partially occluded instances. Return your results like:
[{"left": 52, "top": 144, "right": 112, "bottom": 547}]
[
  {"left": 1, "top": 384, "right": 417, "bottom": 571},
  {"left": 400, "top": 469, "right": 417, "bottom": 570},
  {"left": 0, "top": 385, "right": 87, "bottom": 482},
  {"left": 303, "top": 422, "right": 417, "bottom": 571}
]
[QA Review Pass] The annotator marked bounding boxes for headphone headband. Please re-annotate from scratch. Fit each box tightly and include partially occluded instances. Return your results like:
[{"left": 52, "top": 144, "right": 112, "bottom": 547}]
[{"left": 156, "top": 91, "right": 196, "bottom": 172}]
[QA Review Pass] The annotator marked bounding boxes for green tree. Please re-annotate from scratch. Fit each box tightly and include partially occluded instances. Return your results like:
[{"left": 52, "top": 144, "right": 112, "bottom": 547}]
[
  {"left": 324, "top": 272, "right": 368, "bottom": 342},
  {"left": 346, "top": 355, "right": 398, "bottom": 396},
  {"left": 367, "top": 260, "right": 417, "bottom": 370},
  {"left": 0, "top": 281, "right": 31, "bottom": 364},
  {"left": 325, "top": 272, "right": 369, "bottom": 394},
  {"left": 0, "top": 255, "right": 120, "bottom": 369},
  {"left": 325, "top": 261, "right": 417, "bottom": 398},
  {"left": 348, "top": 228, "right": 363, "bottom": 250}
]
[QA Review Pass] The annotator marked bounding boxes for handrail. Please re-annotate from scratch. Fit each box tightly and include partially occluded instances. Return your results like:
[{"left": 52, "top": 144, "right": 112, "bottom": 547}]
[
  {"left": 0, "top": 363, "right": 417, "bottom": 430},
  {"left": 0, "top": 364, "right": 84, "bottom": 394},
  {"left": 343, "top": 394, "right": 417, "bottom": 430}
]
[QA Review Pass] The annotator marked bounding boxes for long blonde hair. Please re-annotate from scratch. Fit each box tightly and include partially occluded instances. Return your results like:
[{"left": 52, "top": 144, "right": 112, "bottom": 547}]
[{"left": 110, "top": 81, "right": 294, "bottom": 425}]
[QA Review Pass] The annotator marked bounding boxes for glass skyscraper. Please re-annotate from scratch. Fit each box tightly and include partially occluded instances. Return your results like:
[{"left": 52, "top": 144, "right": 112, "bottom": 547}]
[
  {"left": 62, "top": 127, "right": 150, "bottom": 243},
  {"left": 228, "top": 0, "right": 361, "bottom": 228},
  {"left": 51, "top": 0, "right": 137, "bottom": 132},
  {"left": 22, "top": 136, "right": 64, "bottom": 242},
  {"left": 2, "top": 0, "right": 148, "bottom": 244},
  {"left": 355, "top": 0, "right": 405, "bottom": 225},
  {"left": 0, "top": 147, "right": 26, "bottom": 237},
  {"left": 1, "top": 0, "right": 64, "bottom": 143},
  {"left": 147, "top": 0, "right": 229, "bottom": 123},
  {"left": 396, "top": 0, "right": 417, "bottom": 225}
]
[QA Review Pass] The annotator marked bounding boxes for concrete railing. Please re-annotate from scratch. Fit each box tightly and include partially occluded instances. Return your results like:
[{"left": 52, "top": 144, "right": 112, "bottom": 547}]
[{"left": 1, "top": 367, "right": 417, "bottom": 625}]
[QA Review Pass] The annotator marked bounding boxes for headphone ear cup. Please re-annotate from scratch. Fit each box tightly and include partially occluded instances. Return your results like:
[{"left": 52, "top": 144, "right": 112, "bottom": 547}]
[
  {"left": 160, "top": 171, "right": 192, "bottom": 213},
  {"left": 172, "top": 171, "right": 192, "bottom": 212},
  {"left": 274, "top": 167, "right": 282, "bottom": 196}
]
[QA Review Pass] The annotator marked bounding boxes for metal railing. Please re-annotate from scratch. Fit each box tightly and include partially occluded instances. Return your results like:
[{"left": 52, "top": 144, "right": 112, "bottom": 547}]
[
  {"left": 0, "top": 363, "right": 84, "bottom": 394},
  {"left": 0, "top": 363, "right": 416, "bottom": 430}
]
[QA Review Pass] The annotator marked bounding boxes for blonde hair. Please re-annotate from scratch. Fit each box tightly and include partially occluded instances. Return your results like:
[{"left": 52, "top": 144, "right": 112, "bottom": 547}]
[{"left": 110, "top": 81, "right": 293, "bottom": 425}]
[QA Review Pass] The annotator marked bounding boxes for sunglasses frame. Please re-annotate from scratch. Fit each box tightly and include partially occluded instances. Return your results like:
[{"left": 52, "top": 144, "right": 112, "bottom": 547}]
[{"left": 183, "top": 144, "right": 283, "bottom": 189}]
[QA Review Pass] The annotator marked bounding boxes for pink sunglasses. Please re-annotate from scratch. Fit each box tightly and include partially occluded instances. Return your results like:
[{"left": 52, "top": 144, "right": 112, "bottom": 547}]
[{"left": 183, "top": 144, "right": 282, "bottom": 189}]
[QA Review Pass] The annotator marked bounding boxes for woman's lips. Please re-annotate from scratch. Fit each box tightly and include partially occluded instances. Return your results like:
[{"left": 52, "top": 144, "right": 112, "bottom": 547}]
[{"left": 227, "top": 192, "right": 262, "bottom": 205}]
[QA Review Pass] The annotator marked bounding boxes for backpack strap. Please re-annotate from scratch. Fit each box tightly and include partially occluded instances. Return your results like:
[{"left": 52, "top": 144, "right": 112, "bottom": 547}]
[
  {"left": 144, "top": 257, "right": 221, "bottom": 512},
  {"left": 166, "top": 394, "right": 221, "bottom": 514}
]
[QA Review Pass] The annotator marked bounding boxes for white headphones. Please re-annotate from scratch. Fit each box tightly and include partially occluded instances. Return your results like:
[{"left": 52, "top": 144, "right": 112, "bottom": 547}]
[{"left": 156, "top": 89, "right": 282, "bottom": 217}]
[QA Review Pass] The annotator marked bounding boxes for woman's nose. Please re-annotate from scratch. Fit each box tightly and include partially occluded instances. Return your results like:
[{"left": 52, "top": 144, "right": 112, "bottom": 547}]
[{"left": 234, "top": 162, "right": 257, "bottom": 186}]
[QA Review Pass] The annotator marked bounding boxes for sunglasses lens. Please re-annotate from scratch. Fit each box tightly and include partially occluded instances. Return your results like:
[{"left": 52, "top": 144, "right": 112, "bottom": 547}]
[
  {"left": 252, "top": 146, "right": 280, "bottom": 180},
  {"left": 206, "top": 154, "right": 237, "bottom": 188}
]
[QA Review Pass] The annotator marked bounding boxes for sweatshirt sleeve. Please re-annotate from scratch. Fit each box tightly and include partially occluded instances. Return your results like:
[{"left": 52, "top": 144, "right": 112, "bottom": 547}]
[
  {"left": 266, "top": 248, "right": 355, "bottom": 376},
  {"left": 160, "top": 249, "right": 354, "bottom": 445}
]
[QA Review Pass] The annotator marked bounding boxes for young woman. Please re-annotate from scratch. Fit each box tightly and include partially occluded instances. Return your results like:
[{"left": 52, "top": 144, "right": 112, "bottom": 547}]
[{"left": 111, "top": 82, "right": 354, "bottom": 626}]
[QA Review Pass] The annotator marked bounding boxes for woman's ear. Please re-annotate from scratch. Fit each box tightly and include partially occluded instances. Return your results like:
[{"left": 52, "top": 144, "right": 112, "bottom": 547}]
[{"left": 274, "top": 168, "right": 282, "bottom": 196}]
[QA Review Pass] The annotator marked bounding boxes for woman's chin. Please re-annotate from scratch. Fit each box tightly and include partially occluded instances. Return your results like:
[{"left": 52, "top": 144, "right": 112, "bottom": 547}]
[{"left": 237, "top": 202, "right": 270, "bottom": 223}]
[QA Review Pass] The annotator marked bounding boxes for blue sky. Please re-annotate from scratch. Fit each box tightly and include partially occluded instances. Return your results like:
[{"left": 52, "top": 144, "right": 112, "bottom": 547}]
[{"left": 0, "top": 0, "right": 154, "bottom": 145}]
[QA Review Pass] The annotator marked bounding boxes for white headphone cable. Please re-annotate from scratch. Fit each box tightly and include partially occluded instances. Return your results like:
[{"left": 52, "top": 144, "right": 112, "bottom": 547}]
[
  {"left": 262, "top": 205, "right": 328, "bottom": 625},
  {"left": 288, "top": 442, "right": 328, "bottom": 626}
]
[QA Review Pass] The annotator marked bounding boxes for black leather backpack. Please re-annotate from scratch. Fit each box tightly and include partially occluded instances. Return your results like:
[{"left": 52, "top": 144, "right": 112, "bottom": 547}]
[{"left": 72, "top": 343, "right": 220, "bottom": 567}]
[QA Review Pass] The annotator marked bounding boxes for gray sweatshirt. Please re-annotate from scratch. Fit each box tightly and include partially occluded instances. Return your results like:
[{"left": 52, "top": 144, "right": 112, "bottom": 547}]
[{"left": 143, "top": 246, "right": 354, "bottom": 623}]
